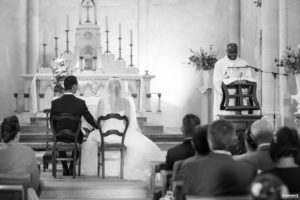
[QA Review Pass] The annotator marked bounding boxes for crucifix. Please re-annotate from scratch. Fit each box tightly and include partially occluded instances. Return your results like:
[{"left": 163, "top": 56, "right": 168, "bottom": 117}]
[{"left": 83, "top": 1, "right": 93, "bottom": 23}]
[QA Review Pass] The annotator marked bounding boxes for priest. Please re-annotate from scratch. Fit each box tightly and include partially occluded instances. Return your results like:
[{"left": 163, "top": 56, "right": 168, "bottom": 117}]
[{"left": 213, "top": 43, "right": 256, "bottom": 120}]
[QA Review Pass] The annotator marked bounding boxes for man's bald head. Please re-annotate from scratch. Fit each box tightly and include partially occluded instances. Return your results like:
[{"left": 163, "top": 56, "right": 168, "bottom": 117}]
[
  {"left": 227, "top": 43, "right": 238, "bottom": 60},
  {"left": 250, "top": 119, "right": 274, "bottom": 145}
]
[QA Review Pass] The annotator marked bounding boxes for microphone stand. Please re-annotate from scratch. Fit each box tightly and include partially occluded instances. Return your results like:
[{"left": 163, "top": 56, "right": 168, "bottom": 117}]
[{"left": 248, "top": 65, "right": 288, "bottom": 128}]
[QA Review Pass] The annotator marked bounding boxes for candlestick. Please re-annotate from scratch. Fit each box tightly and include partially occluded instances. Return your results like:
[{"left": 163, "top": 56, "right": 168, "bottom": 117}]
[
  {"left": 129, "top": 43, "right": 134, "bottom": 68},
  {"left": 65, "top": 30, "right": 70, "bottom": 54},
  {"left": 105, "top": 30, "right": 110, "bottom": 54},
  {"left": 105, "top": 16, "right": 108, "bottom": 30},
  {"left": 130, "top": 29, "right": 133, "bottom": 44},
  {"left": 66, "top": 15, "right": 69, "bottom": 30},
  {"left": 118, "top": 36, "right": 123, "bottom": 61},
  {"left": 54, "top": 36, "right": 59, "bottom": 58},
  {"left": 118, "top": 23, "right": 122, "bottom": 37},
  {"left": 42, "top": 43, "right": 47, "bottom": 68}
]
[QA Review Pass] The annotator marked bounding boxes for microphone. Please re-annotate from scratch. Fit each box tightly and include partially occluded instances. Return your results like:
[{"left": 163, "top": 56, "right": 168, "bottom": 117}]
[{"left": 246, "top": 65, "right": 263, "bottom": 72}]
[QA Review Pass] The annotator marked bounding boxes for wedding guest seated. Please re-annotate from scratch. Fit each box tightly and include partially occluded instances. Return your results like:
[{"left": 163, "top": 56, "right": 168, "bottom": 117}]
[
  {"left": 234, "top": 119, "right": 275, "bottom": 172},
  {"left": 165, "top": 114, "right": 201, "bottom": 171},
  {"left": 262, "top": 126, "right": 300, "bottom": 193},
  {"left": 179, "top": 119, "right": 256, "bottom": 197},
  {"left": 0, "top": 116, "right": 42, "bottom": 198},
  {"left": 173, "top": 124, "right": 210, "bottom": 181}
]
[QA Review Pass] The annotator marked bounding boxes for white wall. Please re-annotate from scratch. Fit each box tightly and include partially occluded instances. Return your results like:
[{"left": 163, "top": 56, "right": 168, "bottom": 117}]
[
  {"left": 0, "top": 0, "right": 27, "bottom": 120},
  {"left": 37, "top": 0, "right": 231, "bottom": 126}
]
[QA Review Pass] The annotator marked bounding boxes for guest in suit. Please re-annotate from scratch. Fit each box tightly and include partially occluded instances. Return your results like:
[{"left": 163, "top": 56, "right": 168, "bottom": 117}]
[
  {"left": 179, "top": 119, "right": 256, "bottom": 197},
  {"left": 263, "top": 126, "right": 300, "bottom": 193},
  {"left": 50, "top": 75, "right": 98, "bottom": 175},
  {"left": 0, "top": 116, "right": 42, "bottom": 198},
  {"left": 173, "top": 124, "right": 210, "bottom": 181},
  {"left": 165, "top": 114, "right": 200, "bottom": 171},
  {"left": 234, "top": 119, "right": 275, "bottom": 172}
]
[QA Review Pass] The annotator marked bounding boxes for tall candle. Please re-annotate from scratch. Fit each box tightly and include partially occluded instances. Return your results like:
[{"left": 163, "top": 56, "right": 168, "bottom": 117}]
[
  {"left": 43, "top": 28, "right": 46, "bottom": 44},
  {"left": 54, "top": 23, "right": 57, "bottom": 37},
  {"left": 130, "top": 29, "right": 133, "bottom": 44},
  {"left": 119, "top": 23, "right": 122, "bottom": 37},
  {"left": 66, "top": 15, "right": 69, "bottom": 30},
  {"left": 105, "top": 16, "right": 108, "bottom": 30}
]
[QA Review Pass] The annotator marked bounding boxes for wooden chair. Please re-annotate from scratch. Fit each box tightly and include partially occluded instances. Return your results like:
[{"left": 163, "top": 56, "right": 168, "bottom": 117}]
[
  {"left": 42, "top": 108, "right": 52, "bottom": 172},
  {"left": 0, "top": 173, "right": 30, "bottom": 200},
  {"left": 97, "top": 113, "right": 129, "bottom": 179},
  {"left": 50, "top": 113, "right": 82, "bottom": 179},
  {"left": 149, "top": 161, "right": 173, "bottom": 199}
]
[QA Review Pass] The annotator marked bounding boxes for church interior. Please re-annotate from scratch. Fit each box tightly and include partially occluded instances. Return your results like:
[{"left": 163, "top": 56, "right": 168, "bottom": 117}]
[{"left": 1, "top": 0, "right": 300, "bottom": 199}]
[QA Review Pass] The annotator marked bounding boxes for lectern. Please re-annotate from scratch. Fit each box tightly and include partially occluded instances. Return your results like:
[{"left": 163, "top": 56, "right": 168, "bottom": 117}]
[{"left": 218, "top": 67, "right": 262, "bottom": 155}]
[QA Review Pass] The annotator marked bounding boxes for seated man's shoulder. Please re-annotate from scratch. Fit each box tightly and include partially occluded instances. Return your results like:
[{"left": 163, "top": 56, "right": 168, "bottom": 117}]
[{"left": 14, "top": 144, "right": 35, "bottom": 155}]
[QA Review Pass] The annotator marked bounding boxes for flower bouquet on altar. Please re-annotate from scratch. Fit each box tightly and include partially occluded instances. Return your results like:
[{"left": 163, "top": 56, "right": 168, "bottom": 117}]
[
  {"left": 51, "top": 53, "right": 76, "bottom": 89},
  {"left": 188, "top": 45, "right": 217, "bottom": 93}
]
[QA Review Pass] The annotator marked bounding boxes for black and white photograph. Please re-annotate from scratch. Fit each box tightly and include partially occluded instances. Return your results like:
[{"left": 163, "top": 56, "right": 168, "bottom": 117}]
[{"left": 0, "top": 0, "right": 300, "bottom": 199}]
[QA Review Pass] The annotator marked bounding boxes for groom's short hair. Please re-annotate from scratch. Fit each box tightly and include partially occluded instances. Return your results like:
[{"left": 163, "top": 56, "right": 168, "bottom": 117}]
[{"left": 64, "top": 75, "right": 78, "bottom": 91}]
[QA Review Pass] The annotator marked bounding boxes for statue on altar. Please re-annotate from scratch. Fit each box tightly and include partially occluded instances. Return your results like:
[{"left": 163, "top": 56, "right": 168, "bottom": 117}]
[{"left": 213, "top": 43, "right": 257, "bottom": 119}]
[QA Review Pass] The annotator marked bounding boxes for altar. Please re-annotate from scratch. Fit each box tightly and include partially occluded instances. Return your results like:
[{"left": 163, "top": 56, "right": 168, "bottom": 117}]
[
  {"left": 18, "top": 0, "right": 156, "bottom": 115},
  {"left": 20, "top": 72, "right": 154, "bottom": 114}
]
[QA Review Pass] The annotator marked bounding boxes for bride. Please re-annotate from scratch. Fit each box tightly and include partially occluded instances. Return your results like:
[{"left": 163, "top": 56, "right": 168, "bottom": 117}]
[{"left": 80, "top": 78, "right": 164, "bottom": 180}]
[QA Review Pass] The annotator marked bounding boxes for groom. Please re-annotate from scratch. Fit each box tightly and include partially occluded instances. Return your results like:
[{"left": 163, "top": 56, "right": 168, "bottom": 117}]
[{"left": 50, "top": 75, "right": 98, "bottom": 175}]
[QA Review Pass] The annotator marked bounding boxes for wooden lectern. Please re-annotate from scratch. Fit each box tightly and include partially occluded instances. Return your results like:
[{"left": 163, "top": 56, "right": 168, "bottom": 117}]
[{"left": 219, "top": 79, "right": 262, "bottom": 155}]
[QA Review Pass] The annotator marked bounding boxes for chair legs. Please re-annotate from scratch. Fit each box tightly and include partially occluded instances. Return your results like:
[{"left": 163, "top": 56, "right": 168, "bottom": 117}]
[
  {"left": 97, "top": 148, "right": 125, "bottom": 179},
  {"left": 52, "top": 150, "right": 57, "bottom": 178},
  {"left": 120, "top": 149, "right": 124, "bottom": 179},
  {"left": 78, "top": 151, "right": 81, "bottom": 176},
  {"left": 101, "top": 150, "right": 105, "bottom": 179}
]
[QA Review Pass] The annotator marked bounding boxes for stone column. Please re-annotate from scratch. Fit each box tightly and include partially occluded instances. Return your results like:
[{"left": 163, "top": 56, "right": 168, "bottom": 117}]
[
  {"left": 278, "top": 0, "right": 288, "bottom": 126},
  {"left": 261, "top": 0, "right": 279, "bottom": 128},
  {"left": 96, "top": 32, "right": 103, "bottom": 71},
  {"left": 137, "top": 0, "right": 150, "bottom": 73},
  {"left": 229, "top": 0, "right": 241, "bottom": 51},
  {"left": 27, "top": 0, "right": 39, "bottom": 74}
]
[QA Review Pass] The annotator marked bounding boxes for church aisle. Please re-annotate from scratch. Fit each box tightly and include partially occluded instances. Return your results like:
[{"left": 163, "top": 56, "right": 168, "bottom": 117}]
[{"left": 40, "top": 171, "right": 150, "bottom": 200}]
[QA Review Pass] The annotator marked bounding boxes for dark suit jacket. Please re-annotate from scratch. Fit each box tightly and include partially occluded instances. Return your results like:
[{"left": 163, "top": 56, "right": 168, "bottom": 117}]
[
  {"left": 50, "top": 94, "right": 98, "bottom": 143},
  {"left": 234, "top": 144, "right": 275, "bottom": 172},
  {"left": 165, "top": 139, "right": 194, "bottom": 170},
  {"left": 179, "top": 152, "right": 256, "bottom": 196}
]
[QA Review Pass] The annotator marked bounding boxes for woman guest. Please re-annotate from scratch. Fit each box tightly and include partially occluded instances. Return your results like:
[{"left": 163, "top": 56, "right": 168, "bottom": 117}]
[
  {"left": 0, "top": 115, "right": 42, "bottom": 198},
  {"left": 263, "top": 126, "right": 300, "bottom": 193}
]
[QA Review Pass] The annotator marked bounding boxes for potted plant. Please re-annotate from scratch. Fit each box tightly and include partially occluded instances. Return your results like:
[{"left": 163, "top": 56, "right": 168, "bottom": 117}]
[
  {"left": 188, "top": 45, "right": 217, "bottom": 93},
  {"left": 278, "top": 45, "right": 300, "bottom": 113}
]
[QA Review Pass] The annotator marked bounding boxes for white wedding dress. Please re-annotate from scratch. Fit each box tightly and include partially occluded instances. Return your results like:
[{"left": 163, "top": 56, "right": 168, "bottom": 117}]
[{"left": 80, "top": 96, "right": 164, "bottom": 180}]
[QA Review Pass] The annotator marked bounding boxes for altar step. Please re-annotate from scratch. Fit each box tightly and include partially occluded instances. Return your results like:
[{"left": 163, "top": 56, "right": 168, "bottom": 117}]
[
  {"left": 20, "top": 123, "right": 163, "bottom": 135},
  {"left": 30, "top": 116, "right": 148, "bottom": 126}
]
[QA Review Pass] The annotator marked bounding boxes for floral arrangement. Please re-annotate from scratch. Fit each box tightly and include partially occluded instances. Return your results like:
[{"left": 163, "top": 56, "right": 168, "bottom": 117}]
[
  {"left": 51, "top": 53, "right": 75, "bottom": 87},
  {"left": 278, "top": 46, "right": 300, "bottom": 74},
  {"left": 188, "top": 45, "right": 218, "bottom": 70}
]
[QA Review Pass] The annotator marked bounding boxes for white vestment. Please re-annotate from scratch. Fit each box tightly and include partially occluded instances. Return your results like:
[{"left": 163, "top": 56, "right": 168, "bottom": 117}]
[{"left": 213, "top": 56, "right": 256, "bottom": 120}]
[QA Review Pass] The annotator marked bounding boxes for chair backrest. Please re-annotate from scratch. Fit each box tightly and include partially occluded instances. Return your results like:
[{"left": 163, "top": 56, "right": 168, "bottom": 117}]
[
  {"left": 97, "top": 113, "right": 129, "bottom": 146},
  {"left": 0, "top": 173, "right": 30, "bottom": 200},
  {"left": 50, "top": 113, "right": 82, "bottom": 144}
]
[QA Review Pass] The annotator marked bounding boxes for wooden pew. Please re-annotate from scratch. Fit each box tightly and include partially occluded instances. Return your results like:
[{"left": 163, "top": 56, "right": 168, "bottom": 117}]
[{"left": 0, "top": 173, "right": 31, "bottom": 200}]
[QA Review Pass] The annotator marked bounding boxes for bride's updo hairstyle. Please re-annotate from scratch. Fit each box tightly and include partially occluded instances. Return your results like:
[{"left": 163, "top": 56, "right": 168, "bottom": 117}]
[
  {"left": 0, "top": 115, "right": 20, "bottom": 143},
  {"left": 108, "top": 78, "right": 122, "bottom": 96}
]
